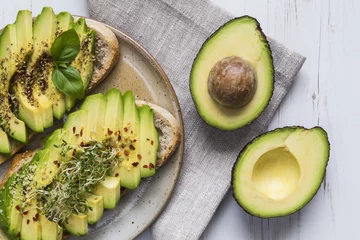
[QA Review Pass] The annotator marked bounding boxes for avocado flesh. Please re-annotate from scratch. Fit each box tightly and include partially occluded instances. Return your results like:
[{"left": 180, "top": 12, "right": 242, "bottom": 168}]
[
  {"left": 39, "top": 214, "right": 63, "bottom": 240},
  {"left": 32, "top": 7, "right": 65, "bottom": 122},
  {"left": 63, "top": 213, "right": 88, "bottom": 236},
  {"left": 64, "top": 110, "right": 88, "bottom": 146},
  {"left": 92, "top": 176, "right": 121, "bottom": 209},
  {"left": 139, "top": 105, "right": 159, "bottom": 178},
  {"left": 232, "top": 126, "right": 330, "bottom": 218},
  {"left": 21, "top": 200, "right": 41, "bottom": 240},
  {"left": 118, "top": 91, "right": 141, "bottom": 189},
  {"left": 66, "top": 18, "right": 95, "bottom": 111},
  {"left": 0, "top": 130, "right": 10, "bottom": 154},
  {"left": 85, "top": 193, "right": 104, "bottom": 224},
  {"left": 190, "top": 16, "right": 274, "bottom": 130},
  {"left": 104, "top": 88, "right": 124, "bottom": 136},
  {"left": 0, "top": 174, "right": 23, "bottom": 238},
  {"left": 79, "top": 93, "right": 106, "bottom": 141},
  {"left": 56, "top": 12, "right": 74, "bottom": 37},
  {"left": 0, "top": 24, "right": 27, "bottom": 143},
  {"left": 12, "top": 10, "right": 45, "bottom": 133}
]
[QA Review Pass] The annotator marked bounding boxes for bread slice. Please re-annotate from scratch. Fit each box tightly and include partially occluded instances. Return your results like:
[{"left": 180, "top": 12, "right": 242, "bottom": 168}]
[
  {"left": 0, "top": 18, "right": 120, "bottom": 165},
  {"left": 0, "top": 100, "right": 180, "bottom": 188}
]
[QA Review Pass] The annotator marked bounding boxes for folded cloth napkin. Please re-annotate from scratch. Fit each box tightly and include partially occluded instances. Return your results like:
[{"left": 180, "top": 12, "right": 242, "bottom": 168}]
[{"left": 88, "top": 0, "right": 306, "bottom": 239}]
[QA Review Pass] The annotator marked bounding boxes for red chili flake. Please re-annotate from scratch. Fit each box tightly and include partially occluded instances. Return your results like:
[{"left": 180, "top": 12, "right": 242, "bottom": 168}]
[
  {"left": 118, "top": 135, "right": 121, "bottom": 141},
  {"left": 108, "top": 128, "right": 113, "bottom": 135},
  {"left": 143, "top": 165, "right": 148, "bottom": 168},
  {"left": 151, "top": 140, "right": 154, "bottom": 146},
  {"left": 121, "top": 143, "right": 126, "bottom": 148},
  {"left": 26, "top": 219, "right": 30, "bottom": 224},
  {"left": 75, "top": 134, "right": 80, "bottom": 137},
  {"left": 149, "top": 163, "right": 154, "bottom": 170},
  {"left": 80, "top": 127, "right": 84, "bottom": 137},
  {"left": 80, "top": 142, "right": 85, "bottom": 147},
  {"left": 15, "top": 205, "right": 20, "bottom": 211},
  {"left": 137, "top": 154, "right": 142, "bottom": 160},
  {"left": 72, "top": 127, "right": 76, "bottom": 134},
  {"left": 115, "top": 173, "right": 119, "bottom": 177},
  {"left": 124, "top": 127, "right": 128, "bottom": 132},
  {"left": 132, "top": 162, "right": 139, "bottom": 167},
  {"left": 72, "top": 149, "right": 76, "bottom": 156},
  {"left": 133, "top": 139, "right": 137, "bottom": 143},
  {"left": 129, "top": 145, "right": 135, "bottom": 150},
  {"left": 57, "top": 163, "right": 61, "bottom": 168},
  {"left": 33, "top": 213, "right": 39, "bottom": 222},
  {"left": 53, "top": 160, "right": 58, "bottom": 165},
  {"left": 124, "top": 150, "right": 130, "bottom": 156},
  {"left": 23, "top": 211, "right": 28, "bottom": 215},
  {"left": 16, "top": 232, "right": 20, "bottom": 238}
]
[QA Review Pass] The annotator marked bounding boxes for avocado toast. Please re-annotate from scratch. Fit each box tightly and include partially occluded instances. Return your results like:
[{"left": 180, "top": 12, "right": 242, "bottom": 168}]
[
  {"left": 0, "top": 7, "right": 120, "bottom": 164},
  {"left": 0, "top": 89, "right": 181, "bottom": 239}
]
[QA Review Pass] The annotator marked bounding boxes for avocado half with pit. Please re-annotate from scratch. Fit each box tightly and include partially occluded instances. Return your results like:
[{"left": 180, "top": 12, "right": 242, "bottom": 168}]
[
  {"left": 190, "top": 16, "right": 274, "bottom": 130},
  {"left": 232, "top": 126, "right": 330, "bottom": 217}
]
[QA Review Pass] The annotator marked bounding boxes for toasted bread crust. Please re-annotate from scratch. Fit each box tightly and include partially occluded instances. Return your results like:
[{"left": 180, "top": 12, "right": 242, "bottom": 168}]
[{"left": 0, "top": 18, "right": 120, "bottom": 165}]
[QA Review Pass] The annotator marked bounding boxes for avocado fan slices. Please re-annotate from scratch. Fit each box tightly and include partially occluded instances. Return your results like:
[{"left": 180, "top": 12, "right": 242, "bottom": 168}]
[
  {"left": 0, "top": 7, "right": 96, "bottom": 155},
  {"left": 0, "top": 89, "right": 160, "bottom": 238}
]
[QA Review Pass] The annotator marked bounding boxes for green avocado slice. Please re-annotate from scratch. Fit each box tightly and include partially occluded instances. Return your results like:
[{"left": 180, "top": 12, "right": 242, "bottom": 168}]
[
  {"left": 0, "top": 24, "right": 27, "bottom": 143},
  {"left": 139, "top": 105, "right": 159, "bottom": 178},
  {"left": 66, "top": 18, "right": 95, "bottom": 111},
  {"left": 190, "top": 16, "right": 274, "bottom": 130},
  {"left": 232, "top": 126, "right": 330, "bottom": 218},
  {"left": 0, "top": 174, "right": 23, "bottom": 238}
]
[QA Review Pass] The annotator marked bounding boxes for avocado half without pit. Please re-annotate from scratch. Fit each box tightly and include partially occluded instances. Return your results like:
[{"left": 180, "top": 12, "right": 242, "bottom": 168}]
[
  {"left": 232, "top": 126, "right": 330, "bottom": 218},
  {"left": 190, "top": 16, "right": 274, "bottom": 130}
]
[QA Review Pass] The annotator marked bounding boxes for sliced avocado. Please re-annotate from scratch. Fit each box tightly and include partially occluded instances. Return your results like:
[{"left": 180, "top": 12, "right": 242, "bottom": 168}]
[
  {"left": 33, "top": 7, "right": 66, "bottom": 121},
  {"left": 79, "top": 93, "right": 107, "bottom": 141},
  {"left": 63, "top": 213, "right": 88, "bottom": 236},
  {"left": 0, "top": 174, "right": 23, "bottom": 238},
  {"left": 39, "top": 213, "right": 63, "bottom": 240},
  {"left": 0, "top": 129, "right": 10, "bottom": 154},
  {"left": 55, "top": 12, "right": 74, "bottom": 37},
  {"left": 138, "top": 105, "right": 159, "bottom": 178},
  {"left": 63, "top": 109, "right": 88, "bottom": 146},
  {"left": 21, "top": 199, "right": 41, "bottom": 240},
  {"left": 12, "top": 9, "right": 45, "bottom": 133},
  {"left": 15, "top": 10, "right": 33, "bottom": 60},
  {"left": 190, "top": 16, "right": 274, "bottom": 130},
  {"left": 85, "top": 193, "right": 104, "bottom": 224},
  {"left": 104, "top": 88, "right": 124, "bottom": 137},
  {"left": 27, "top": 7, "right": 56, "bottom": 128},
  {"left": 66, "top": 18, "right": 95, "bottom": 111},
  {"left": 232, "top": 126, "right": 330, "bottom": 218},
  {"left": 92, "top": 176, "right": 121, "bottom": 209},
  {"left": 0, "top": 24, "right": 27, "bottom": 143},
  {"left": 118, "top": 91, "right": 141, "bottom": 189}
]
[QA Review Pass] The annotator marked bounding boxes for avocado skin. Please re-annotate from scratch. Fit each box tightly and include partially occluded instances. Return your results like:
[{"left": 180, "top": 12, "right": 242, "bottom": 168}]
[
  {"left": 231, "top": 126, "right": 330, "bottom": 218},
  {"left": 189, "top": 16, "right": 275, "bottom": 131}
]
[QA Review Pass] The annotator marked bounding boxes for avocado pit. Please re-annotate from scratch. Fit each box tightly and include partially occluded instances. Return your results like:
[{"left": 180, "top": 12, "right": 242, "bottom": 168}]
[{"left": 208, "top": 56, "right": 257, "bottom": 108}]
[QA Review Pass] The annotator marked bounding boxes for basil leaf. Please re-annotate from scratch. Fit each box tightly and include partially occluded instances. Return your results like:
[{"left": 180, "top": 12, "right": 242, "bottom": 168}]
[
  {"left": 52, "top": 67, "right": 84, "bottom": 100},
  {"left": 58, "top": 63, "right": 68, "bottom": 69},
  {"left": 51, "top": 29, "right": 80, "bottom": 64}
]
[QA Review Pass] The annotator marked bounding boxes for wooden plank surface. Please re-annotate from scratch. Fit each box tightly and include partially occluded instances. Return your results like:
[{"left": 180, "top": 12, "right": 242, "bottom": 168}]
[{"left": 0, "top": 0, "right": 349, "bottom": 239}]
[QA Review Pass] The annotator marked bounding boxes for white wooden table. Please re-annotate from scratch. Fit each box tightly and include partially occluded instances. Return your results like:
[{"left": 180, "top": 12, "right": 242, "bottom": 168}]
[{"left": 0, "top": 0, "right": 346, "bottom": 239}]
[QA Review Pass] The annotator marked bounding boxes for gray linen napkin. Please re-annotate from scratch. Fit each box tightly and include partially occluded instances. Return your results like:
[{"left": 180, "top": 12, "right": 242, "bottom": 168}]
[{"left": 88, "top": 0, "right": 306, "bottom": 239}]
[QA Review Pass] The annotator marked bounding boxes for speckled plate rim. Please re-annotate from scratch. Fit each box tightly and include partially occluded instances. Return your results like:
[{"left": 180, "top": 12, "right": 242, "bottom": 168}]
[{"left": 83, "top": 17, "right": 185, "bottom": 238}]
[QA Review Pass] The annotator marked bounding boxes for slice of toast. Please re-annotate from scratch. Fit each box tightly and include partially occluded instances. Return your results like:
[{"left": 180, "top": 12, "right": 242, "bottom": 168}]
[
  {"left": 0, "top": 100, "right": 180, "bottom": 188},
  {"left": 0, "top": 18, "right": 120, "bottom": 165}
]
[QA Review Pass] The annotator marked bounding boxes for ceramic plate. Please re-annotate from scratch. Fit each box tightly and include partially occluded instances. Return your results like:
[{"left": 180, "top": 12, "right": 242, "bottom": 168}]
[{"left": 0, "top": 17, "right": 184, "bottom": 240}]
